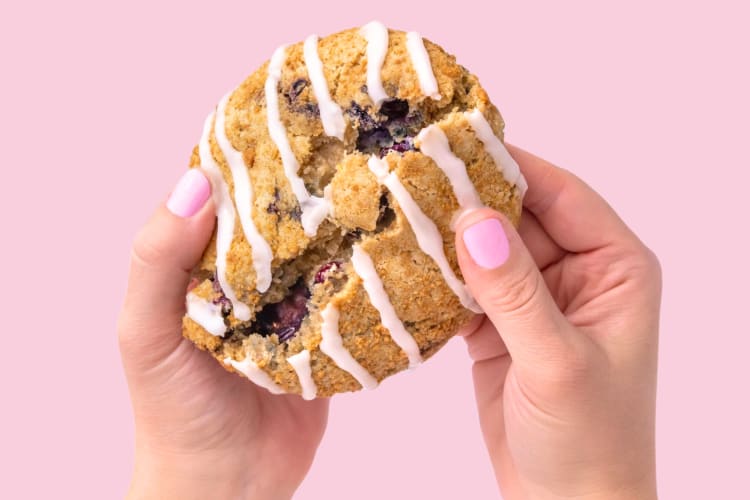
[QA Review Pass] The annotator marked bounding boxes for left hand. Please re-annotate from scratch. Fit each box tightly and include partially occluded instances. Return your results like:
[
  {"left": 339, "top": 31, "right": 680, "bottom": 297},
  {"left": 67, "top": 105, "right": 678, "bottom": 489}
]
[{"left": 117, "top": 168, "right": 329, "bottom": 500}]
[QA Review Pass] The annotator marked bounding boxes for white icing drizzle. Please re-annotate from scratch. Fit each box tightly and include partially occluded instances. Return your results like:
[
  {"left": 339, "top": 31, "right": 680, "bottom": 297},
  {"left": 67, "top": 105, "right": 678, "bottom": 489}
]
[
  {"left": 198, "top": 113, "right": 252, "bottom": 321},
  {"left": 351, "top": 245, "right": 423, "bottom": 368},
  {"left": 265, "top": 45, "right": 330, "bottom": 236},
  {"left": 215, "top": 93, "right": 273, "bottom": 293},
  {"left": 303, "top": 34, "right": 346, "bottom": 140},
  {"left": 287, "top": 350, "right": 317, "bottom": 400},
  {"left": 186, "top": 292, "right": 226, "bottom": 337},
  {"left": 224, "top": 356, "right": 284, "bottom": 395},
  {"left": 405, "top": 32, "right": 441, "bottom": 100},
  {"left": 319, "top": 303, "right": 379, "bottom": 389},
  {"left": 465, "top": 109, "right": 528, "bottom": 198},
  {"left": 360, "top": 21, "right": 389, "bottom": 106},
  {"left": 367, "top": 156, "right": 482, "bottom": 313},
  {"left": 416, "top": 124, "right": 483, "bottom": 210},
  {"left": 516, "top": 168, "right": 529, "bottom": 196}
]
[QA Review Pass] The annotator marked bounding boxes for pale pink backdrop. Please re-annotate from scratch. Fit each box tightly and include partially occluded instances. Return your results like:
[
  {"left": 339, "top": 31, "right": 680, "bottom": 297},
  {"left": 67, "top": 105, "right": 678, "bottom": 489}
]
[{"left": 1, "top": 1, "right": 748, "bottom": 498}]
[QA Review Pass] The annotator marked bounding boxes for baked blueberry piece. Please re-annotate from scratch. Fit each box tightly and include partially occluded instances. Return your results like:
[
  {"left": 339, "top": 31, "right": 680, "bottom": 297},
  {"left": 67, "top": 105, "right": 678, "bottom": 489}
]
[{"left": 182, "top": 21, "right": 527, "bottom": 398}]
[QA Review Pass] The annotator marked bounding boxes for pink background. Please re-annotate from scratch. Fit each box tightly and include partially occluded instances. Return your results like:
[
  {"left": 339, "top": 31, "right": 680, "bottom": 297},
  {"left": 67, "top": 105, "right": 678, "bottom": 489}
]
[{"left": 2, "top": 1, "right": 748, "bottom": 498}]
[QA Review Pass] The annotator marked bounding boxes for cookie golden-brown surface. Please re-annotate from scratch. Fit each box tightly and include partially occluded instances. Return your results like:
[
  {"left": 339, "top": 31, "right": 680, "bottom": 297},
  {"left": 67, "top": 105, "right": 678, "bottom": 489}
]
[{"left": 182, "top": 22, "right": 526, "bottom": 397}]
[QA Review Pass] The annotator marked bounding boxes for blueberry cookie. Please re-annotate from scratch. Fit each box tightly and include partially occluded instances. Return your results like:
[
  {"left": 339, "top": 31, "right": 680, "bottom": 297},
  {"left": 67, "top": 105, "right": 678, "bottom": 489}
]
[{"left": 182, "top": 21, "right": 527, "bottom": 398}]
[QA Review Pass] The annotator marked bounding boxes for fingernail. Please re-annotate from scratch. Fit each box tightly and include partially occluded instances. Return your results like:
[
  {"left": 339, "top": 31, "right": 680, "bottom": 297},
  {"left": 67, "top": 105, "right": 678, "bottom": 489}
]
[
  {"left": 167, "top": 169, "right": 210, "bottom": 218},
  {"left": 463, "top": 218, "right": 510, "bottom": 269}
]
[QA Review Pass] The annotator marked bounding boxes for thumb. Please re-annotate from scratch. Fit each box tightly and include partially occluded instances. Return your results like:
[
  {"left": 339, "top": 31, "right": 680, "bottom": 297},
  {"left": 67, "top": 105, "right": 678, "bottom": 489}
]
[
  {"left": 455, "top": 209, "right": 571, "bottom": 369},
  {"left": 118, "top": 168, "right": 215, "bottom": 365}
]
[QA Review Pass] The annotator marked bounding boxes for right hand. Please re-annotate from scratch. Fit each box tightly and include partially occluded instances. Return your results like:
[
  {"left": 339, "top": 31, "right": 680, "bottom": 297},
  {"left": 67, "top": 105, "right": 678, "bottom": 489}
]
[
  {"left": 455, "top": 146, "right": 661, "bottom": 499},
  {"left": 118, "top": 169, "right": 329, "bottom": 500}
]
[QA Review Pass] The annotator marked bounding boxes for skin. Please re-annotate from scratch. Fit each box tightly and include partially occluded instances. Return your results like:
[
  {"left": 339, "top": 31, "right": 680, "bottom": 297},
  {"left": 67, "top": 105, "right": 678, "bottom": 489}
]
[
  {"left": 117, "top": 201, "right": 329, "bottom": 499},
  {"left": 456, "top": 146, "right": 661, "bottom": 499},
  {"left": 117, "top": 146, "right": 660, "bottom": 499}
]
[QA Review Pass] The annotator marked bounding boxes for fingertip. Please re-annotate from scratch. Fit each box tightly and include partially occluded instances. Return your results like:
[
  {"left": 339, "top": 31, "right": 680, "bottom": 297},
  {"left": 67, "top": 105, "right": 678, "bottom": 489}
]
[
  {"left": 455, "top": 208, "right": 516, "bottom": 272},
  {"left": 124, "top": 173, "right": 217, "bottom": 327},
  {"left": 166, "top": 168, "right": 212, "bottom": 218},
  {"left": 454, "top": 208, "right": 570, "bottom": 366}
]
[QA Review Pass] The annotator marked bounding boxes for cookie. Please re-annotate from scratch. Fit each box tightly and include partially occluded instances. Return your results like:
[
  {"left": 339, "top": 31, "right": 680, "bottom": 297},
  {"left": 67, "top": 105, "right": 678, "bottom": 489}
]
[{"left": 182, "top": 21, "right": 527, "bottom": 398}]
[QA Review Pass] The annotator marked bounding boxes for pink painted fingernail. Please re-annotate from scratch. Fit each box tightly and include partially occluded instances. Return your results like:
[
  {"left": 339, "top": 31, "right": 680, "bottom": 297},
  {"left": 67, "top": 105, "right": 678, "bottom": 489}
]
[
  {"left": 166, "top": 169, "right": 210, "bottom": 218},
  {"left": 463, "top": 218, "right": 510, "bottom": 269}
]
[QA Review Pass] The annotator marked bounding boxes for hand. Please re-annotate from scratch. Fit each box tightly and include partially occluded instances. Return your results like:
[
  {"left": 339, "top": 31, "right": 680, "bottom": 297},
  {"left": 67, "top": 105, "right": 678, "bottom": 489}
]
[
  {"left": 455, "top": 146, "right": 661, "bottom": 500},
  {"left": 117, "top": 169, "right": 329, "bottom": 500}
]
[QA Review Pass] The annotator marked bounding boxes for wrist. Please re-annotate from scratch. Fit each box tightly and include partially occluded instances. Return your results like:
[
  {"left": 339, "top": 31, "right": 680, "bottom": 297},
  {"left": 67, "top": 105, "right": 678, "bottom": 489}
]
[
  {"left": 528, "top": 476, "right": 657, "bottom": 500},
  {"left": 128, "top": 446, "right": 295, "bottom": 500}
]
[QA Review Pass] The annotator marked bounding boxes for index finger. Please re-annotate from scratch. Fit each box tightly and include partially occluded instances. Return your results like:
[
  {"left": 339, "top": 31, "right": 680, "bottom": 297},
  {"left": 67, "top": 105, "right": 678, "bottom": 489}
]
[{"left": 508, "top": 144, "right": 637, "bottom": 253}]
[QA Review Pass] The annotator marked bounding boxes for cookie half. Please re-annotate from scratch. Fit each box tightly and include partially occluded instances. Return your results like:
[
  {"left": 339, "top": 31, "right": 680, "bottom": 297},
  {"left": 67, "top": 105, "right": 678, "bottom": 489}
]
[{"left": 182, "top": 21, "right": 526, "bottom": 398}]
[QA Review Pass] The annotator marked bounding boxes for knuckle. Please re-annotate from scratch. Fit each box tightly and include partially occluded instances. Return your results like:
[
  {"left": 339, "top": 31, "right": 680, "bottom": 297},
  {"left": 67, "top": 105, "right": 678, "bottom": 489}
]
[
  {"left": 116, "top": 311, "right": 137, "bottom": 352},
  {"left": 643, "top": 247, "right": 662, "bottom": 281},
  {"left": 484, "top": 264, "right": 542, "bottom": 316},
  {"left": 131, "top": 226, "right": 167, "bottom": 269},
  {"left": 626, "top": 244, "right": 662, "bottom": 291}
]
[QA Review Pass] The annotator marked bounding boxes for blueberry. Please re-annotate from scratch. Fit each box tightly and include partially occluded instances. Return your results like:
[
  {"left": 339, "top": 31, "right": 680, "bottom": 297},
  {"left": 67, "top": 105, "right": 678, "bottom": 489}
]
[
  {"left": 357, "top": 127, "right": 393, "bottom": 153},
  {"left": 210, "top": 274, "right": 233, "bottom": 316},
  {"left": 314, "top": 261, "right": 342, "bottom": 284},
  {"left": 289, "top": 78, "right": 308, "bottom": 101},
  {"left": 348, "top": 100, "right": 423, "bottom": 157},
  {"left": 250, "top": 280, "right": 311, "bottom": 342},
  {"left": 347, "top": 101, "right": 378, "bottom": 131},
  {"left": 376, "top": 194, "right": 396, "bottom": 229},
  {"left": 277, "top": 326, "right": 297, "bottom": 343},
  {"left": 381, "top": 138, "right": 414, "bottom": 157},
  {"left": 290, "top": 205, "right": 302, "bottom": 221},
  {"left": 210, "top": 272, "right": 221, "bottom": 292},
  {"left": 300, "top": 103, "right": 320, "bottom": 116},
  {"left": 284, "top": 78, "right": 320, "bottom": 116},
  {"left": 267, "top": 187, "right": 281, "bottom": 215},
  {"left": 379, "top": 98, "right": 409, "bottom": 119}
]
